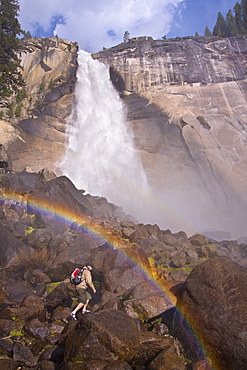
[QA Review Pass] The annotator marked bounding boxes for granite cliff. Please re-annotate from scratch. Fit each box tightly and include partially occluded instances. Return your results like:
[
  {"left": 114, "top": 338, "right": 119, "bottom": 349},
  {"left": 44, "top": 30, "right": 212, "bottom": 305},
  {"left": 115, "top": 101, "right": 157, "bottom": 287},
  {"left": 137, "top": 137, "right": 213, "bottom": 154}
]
[
  {"left": 93, "top": 36, "right": 247, "bottom": 239},
  {"left": 1, "top": 35, "right": 247, "bottom": 239},
  {"left": 0, "top": 37, "right": 78, "bottom": 172}
]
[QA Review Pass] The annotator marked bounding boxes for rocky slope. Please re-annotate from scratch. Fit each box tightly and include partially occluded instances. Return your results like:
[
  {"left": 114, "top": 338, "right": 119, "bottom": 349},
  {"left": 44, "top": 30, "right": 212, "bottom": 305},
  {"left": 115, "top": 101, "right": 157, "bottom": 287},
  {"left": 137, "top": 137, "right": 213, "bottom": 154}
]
[
  {"left": 0, "top": 169, "right": 246, "bottom": 369},
  {"left": 93, "top": 36, "right": 247, "bottom": 240}
]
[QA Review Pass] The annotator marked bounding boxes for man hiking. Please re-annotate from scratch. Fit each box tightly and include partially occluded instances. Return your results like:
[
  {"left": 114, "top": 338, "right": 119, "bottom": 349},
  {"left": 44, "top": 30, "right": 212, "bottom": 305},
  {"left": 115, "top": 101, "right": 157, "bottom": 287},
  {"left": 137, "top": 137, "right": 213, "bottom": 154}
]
[{"left": 70, "top": 265, "right": 96, "bottom": 320}]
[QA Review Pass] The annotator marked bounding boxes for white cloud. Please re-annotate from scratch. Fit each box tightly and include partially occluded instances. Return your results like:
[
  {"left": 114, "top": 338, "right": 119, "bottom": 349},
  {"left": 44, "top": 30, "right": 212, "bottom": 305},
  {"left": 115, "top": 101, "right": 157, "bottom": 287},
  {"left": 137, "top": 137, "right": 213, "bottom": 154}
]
[{"left": 18, "top": 0, "right": 185, "bottom": 52}]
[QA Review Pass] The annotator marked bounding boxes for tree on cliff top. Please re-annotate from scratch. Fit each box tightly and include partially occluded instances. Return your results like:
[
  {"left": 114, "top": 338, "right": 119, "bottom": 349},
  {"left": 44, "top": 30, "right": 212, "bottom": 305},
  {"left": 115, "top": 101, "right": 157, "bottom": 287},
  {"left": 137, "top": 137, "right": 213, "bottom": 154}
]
[{"left": 0, "top": 0, "right": 24, "bottom": 104}]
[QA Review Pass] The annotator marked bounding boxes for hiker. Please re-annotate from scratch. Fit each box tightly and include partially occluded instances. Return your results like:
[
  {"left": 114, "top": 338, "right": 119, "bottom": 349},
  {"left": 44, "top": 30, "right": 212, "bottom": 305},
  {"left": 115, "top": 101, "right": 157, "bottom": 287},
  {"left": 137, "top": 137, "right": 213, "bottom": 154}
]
[{"left": 71, "top": 265, "right": 96, "bottom": 320}]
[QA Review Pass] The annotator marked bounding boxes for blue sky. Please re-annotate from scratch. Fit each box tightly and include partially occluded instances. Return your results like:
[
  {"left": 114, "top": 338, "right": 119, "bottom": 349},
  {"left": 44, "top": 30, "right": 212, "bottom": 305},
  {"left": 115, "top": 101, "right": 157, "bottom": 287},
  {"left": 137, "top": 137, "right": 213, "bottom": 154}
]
[{"left": 18, "top": 0, "right": 238, "bottom": 52}]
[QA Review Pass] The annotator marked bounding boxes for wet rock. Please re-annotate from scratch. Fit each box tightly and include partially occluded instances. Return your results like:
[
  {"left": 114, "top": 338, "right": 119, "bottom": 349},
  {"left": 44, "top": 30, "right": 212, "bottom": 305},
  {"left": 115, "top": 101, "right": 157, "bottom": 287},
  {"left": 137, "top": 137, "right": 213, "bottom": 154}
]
[
  {"left": 64, "top": 309, "right": 140, "bottom": 363},
  {"left": 61, "top": 361, "right": 109, "bottom": 369},
  {"left": 1, "top": 294, "right": 46, "bottom": 321},
  {"left": 147, "top": 348, "right": 186, "bottom": 369},
  {"left": 123, "top": 281, "right": 175, "bottom": 320},
  {"left": 136, "top": 332, "right": 182, "bottom": 369},
  {"left": 24, "top": 318, "right": 50, "bottom": 339},
  {"left": 192, "top": 359, "right": 213, "bottom": 370},
  {"left": 23, "top": 228, "right": 52, "bottom": 248},
  {"left": 0, "top": 318, "right": 22, "bottom": 336},
  {"left": 0, "top": 223, "right": 34, "bottom": 268},
  {"left": 175, "top": 256, "right": 247, "bottom": 370},
  {"left": 103, "top": 245, "right": 151, "bottom": 292},
  {"left": 51, "top": 306, "right": 72, "bottom": 321},
  {"left": 36, "top": 360, "right": 57, "bottom": 370},
  {"left": 38, "top": 344, "right": 65, "bottom": 363},
  {"left": 0, "top": 339, "right": 13, "bottom": 356},
  {"left": 45, "top": 282, "right": 73, "bottom": 310},
  {"left": 5, "top": 280, "right": 35, "bottom": 304},
  {"left": 53, "top": 233, "right": 101, "bottom": 271},
  {"left": 104, "top": 360, "right": 133, "bottom": 369},
  {"left": 152, "top": 321, "right": 169, "bottom": 336},
  {"left": 13, "top": 342, "right": 37, "bottom": 367},
  {"left": 35, "top": 168, "right": 57, "bottom": 189},
  {"left": 168, "top": 269, "right": 189, "bottom": 282},
  {"left": 0, "top": 359, "right": 23, "bottom": 369}
]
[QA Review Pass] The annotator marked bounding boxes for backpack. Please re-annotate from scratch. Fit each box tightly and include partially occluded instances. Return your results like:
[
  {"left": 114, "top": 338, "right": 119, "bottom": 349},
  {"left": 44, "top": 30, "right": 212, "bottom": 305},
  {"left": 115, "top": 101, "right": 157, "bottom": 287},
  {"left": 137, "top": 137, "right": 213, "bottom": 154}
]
[{"left": 70, "top": 268, "right": 83, "bottom": 285}]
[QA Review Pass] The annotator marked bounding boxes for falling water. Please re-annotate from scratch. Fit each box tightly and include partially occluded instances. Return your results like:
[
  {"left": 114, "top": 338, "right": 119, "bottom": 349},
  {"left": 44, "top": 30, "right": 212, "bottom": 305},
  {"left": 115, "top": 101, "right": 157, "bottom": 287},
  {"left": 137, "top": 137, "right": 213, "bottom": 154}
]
[{"left": 60, "top": 50, "right": 149, "bottom": 220}]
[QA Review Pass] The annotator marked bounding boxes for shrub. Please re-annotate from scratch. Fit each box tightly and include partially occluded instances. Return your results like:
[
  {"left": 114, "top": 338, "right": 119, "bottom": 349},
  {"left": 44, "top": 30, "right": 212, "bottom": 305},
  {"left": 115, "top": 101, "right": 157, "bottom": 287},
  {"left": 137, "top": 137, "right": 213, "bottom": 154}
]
[
  {"left": 15, "top": 103, "right": 22, "bottom": 117},
  {"left": 196, "top": 116, "right": 211, "bottom": 129}
]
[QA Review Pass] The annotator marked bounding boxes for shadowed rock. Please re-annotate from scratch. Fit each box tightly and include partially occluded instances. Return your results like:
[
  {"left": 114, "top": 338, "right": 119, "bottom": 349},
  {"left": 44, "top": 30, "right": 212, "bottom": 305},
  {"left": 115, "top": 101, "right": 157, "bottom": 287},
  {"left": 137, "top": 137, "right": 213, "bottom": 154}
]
[
  {"left": 64, "top": 309, "right": 140, "bottom": 363},
  {"left": 174, "top": 256, "right": 247, "bottom": 370}
]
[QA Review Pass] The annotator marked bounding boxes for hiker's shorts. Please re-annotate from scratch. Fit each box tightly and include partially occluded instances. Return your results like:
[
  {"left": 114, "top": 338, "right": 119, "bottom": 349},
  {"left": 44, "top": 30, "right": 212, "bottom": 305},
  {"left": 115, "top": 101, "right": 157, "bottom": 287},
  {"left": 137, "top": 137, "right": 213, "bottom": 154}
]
[{"left": 76, "top": 288, "right": 92, "bottom": 304}]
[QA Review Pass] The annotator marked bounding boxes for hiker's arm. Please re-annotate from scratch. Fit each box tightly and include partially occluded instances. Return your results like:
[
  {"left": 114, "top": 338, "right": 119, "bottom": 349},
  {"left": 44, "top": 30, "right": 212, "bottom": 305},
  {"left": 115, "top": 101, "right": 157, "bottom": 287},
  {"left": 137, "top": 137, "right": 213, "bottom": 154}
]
[{"left": 85, "top": 271, "right": 96, "bottom": 292}]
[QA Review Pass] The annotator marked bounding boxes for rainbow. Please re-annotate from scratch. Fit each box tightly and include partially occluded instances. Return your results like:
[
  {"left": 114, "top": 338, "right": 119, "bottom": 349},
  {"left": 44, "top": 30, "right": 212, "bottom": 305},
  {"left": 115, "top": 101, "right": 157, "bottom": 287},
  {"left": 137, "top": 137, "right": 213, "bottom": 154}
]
[{"left": 0, "top": 188, "right": 217, "bottom": 368}]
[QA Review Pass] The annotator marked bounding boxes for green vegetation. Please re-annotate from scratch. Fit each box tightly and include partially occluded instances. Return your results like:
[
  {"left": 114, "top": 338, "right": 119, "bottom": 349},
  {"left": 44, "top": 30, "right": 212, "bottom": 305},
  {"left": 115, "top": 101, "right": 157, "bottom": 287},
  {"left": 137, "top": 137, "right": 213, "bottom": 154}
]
[
  {"left": 0, "top": 0, "right": 25, "bottom": 105},
  {"left": 48, "top": 78, "right": 56, "bottom": 89},
  {"left": 25, "top": 226, "right": 35, "bottom": 236},
  {"left": 196, "top": 116, "right": 211, "bottom": 129},
  {"left": 204, "top": 26, "right": 212, "bottom": 36},
  {"left": 211, "top": 1, "right": 247, "bottom": 37},
  {"left": 39, "top": 76, "right": 46, "bottom": 91},
  {"left": 14, "top": 102, "right": 21, "bottom": 116},
  {"left": 123, "top": 30, "right": 130, "bottom": 43}
]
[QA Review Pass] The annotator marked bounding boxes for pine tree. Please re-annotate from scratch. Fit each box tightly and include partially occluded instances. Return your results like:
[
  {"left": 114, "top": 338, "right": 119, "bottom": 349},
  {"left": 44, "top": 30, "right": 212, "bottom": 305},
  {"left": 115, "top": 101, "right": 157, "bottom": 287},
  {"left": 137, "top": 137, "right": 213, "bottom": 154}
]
[
  {"left": 226, "top": 9, "right": 238, "bottom": 35},
  {"left": 234, "top": 2, "right": 244, "bottom": 34},
  {"left": 0, "top": 0, "right": 24, "bottom": 103},
  {"left": 204, "top": 26, "right": 212, "bottom": 36},
  {"left": 213, "top": 12, "right": 228, "bottom": 36},
  {"left": 123, "top": 31, "right": 130, "bottom": 43},
  {"left": 241, "top": 0, "right": 247, "bottom": 31},
  {"left": 195, "top": 31, "right": 199, "bottom": 37}
]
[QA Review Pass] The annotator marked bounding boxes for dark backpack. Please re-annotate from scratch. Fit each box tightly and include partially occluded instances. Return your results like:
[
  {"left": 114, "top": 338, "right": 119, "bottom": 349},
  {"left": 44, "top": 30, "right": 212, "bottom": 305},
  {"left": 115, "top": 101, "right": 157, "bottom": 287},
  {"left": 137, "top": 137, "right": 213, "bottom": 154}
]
[{"left": 70, "top": 268, "right": 83, "bottom": 285}]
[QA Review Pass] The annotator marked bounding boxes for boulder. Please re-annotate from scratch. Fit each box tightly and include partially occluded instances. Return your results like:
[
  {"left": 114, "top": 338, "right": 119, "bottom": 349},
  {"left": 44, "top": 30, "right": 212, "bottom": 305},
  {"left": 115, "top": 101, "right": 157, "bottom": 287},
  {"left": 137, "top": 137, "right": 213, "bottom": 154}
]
[
  {"left": 189, "top": 234, "right": 208, "bottom": 246},
  {"left": 147, "top": 348, "right": 186, "bottom": 370},
  {"left": 0, "top": 294, "right": 46, "bottom": 322},
  {"left": 0, "top": 223, "right": 34, "bottom": 268},
  {"left": 27, "top": 176, "right": 93, "bottom": 224},
  {"left": 0, "top": 339, "right": 13, "bottom": 356},
  {"left": 123, "top": 281, "right": 175, "bottom": 320},
  {"left": 35, "top": 168, "right": 57, "bottom": 189},
  {"left": 64, "top": 309, "right": 140, "bottom": 363},
  {"left": 102, "top": 245, "right": 152, "bottom": 292},
  {"left": 174, "top": 256, "right": 247, "bottom": 370},
  {"left": 13, "top": 342, "right": 37, "bottom": 367},
  {"left": 24, "top": 318, "right": 50, "bottom": 340},
  {"left": 38, "top": 345, "right": 65, "bottom": 364},
  {"left": 45, "top": 282, "right": 73, "bottom": 310},
  {"left": 0, "top": 359, "right": 23, "bottom": 369},
  {"left": 61, "top": 361, "right": 109, "bottom": 369},
  {"left": 36, "top": 360, "right": 57, "bottom": 370},
  {"left": 5, "top": 280, "right": 35, "bottom": 304}
]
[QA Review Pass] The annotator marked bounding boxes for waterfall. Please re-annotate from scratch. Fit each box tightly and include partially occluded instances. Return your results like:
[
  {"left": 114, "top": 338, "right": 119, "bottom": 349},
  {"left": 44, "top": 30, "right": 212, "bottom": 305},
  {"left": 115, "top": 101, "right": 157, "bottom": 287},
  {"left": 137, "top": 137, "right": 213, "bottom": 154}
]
[{"left": 60, "top": 50, "right": 149, "bottom": 220}]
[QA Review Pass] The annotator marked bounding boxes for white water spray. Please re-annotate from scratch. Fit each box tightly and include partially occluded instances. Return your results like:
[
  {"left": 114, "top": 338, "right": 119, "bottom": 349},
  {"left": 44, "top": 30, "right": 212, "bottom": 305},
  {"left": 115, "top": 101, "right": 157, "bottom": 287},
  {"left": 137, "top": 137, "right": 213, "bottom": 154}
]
[{"left": 60, "top": 50, "right": 149, "bottom": 220}]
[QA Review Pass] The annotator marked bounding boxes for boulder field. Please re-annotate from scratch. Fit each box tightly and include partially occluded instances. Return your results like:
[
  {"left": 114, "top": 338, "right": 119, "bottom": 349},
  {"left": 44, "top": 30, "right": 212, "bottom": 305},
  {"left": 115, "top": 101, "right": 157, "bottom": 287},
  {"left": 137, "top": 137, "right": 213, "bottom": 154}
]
[{"left": 0, "top": 169, "right": 246, "bottom": 369}]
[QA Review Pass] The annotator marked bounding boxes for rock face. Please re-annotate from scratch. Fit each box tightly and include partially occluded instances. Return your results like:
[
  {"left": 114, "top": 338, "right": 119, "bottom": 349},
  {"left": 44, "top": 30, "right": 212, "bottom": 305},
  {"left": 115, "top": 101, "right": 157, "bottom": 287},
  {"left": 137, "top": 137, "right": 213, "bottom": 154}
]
[
  {"left": 174, "top": 256, "right": 247, "bottom": 370},
  {"left": 4, "top": 37, "right": 78, "bottom": 173},
  {"left": 93, "top": 36, "right": 247, "bottom": 239},
  {"left": 1, "top": 36, "right": 247, "bottom": 239}
]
